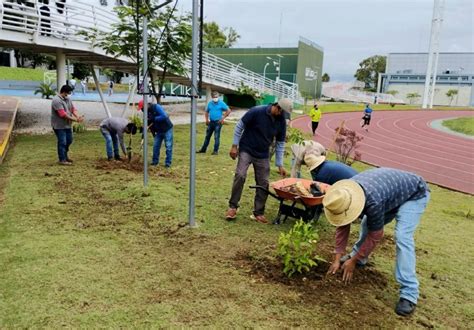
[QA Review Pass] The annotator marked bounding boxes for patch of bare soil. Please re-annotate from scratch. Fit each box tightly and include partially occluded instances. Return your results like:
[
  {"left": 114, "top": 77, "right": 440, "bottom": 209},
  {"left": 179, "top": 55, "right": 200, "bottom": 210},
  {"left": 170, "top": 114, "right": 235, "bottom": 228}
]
[
  {"left": 234, "top": 247, "right": 390, "bottom": 327},
  {"left": 94, "top": 157, "right": 186, "bottom": 179},
  {"left": 95, "top": 156, "right": 145, "bottom": 173}
]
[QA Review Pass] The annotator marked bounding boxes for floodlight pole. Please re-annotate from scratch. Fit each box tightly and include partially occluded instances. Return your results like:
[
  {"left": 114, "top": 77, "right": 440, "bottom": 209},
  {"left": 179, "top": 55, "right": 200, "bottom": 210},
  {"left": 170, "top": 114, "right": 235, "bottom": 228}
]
[
  {"left": 188, "top": 0, "right": 199, "bottom": 227},
  {"left": 142, "top": 6, "right": 149, "bottom": 186}
]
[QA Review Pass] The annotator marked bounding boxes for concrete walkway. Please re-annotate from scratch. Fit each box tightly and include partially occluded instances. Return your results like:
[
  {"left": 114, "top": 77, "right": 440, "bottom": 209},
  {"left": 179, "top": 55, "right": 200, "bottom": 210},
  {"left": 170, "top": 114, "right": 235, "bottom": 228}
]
[{"left": 0, "top": 96, "right": 20, "bottom": 163}]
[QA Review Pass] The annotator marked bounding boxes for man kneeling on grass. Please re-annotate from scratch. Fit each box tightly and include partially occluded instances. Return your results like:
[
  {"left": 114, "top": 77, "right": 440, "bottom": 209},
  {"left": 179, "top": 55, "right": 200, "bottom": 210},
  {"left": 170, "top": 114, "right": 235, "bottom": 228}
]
[
  {"left": 99, "top": 117, "right": 137, "bottom": 161},
  {"left": 324, "top": 167, "right": 430, "bottom": 316}
]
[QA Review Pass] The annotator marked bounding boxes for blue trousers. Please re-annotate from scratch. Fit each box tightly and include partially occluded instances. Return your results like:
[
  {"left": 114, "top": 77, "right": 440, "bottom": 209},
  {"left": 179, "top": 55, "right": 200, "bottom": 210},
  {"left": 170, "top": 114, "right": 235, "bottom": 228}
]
[
  {"left": 152, "top": 128, "right": 173, "bottom": 166},
  {"left": 100, "top": 127, "right": 120, "bottom": 159},
  {"left": 350, "top": 192, "right": 430, "bottom": 304},
  {"left": 53, "top": 128, "right": 73, "bottom": 162},
  {"left": 200, "top": 120, "right": 222, "bottom": 153}
]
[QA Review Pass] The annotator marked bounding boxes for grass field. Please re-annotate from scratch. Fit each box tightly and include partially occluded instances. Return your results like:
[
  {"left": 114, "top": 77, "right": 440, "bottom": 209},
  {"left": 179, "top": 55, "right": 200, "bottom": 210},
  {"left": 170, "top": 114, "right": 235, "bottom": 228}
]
[
  {"left": 0, "top": 67, "right": 45, "bottom": 81},
  {"left": 442, "top": 117, "right": 474, "bottom": 136},
  {"left": 0, "top": 124, "right": 473, "bottom": 327}
]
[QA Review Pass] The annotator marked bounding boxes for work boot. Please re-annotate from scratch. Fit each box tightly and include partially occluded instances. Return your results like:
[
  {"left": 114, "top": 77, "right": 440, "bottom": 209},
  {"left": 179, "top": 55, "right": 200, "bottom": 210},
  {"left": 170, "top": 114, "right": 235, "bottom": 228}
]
[
  {"left": 395, "top": 298, "right": 416, "bottom": 316},
  {"left": 225, "top": 208, "right": 238, "bottom": 220},
  {"left": 58, "top": 160, "right": 72, "bottom": 166},
  {"left": 196, "top": 149, "right": 206, "bottom": 154},
  {"left": 250, "top": 214, "right": 268, "bottom": 224},
  {"left": 212, "top": 151, "right": 218, "bottom": 155}
]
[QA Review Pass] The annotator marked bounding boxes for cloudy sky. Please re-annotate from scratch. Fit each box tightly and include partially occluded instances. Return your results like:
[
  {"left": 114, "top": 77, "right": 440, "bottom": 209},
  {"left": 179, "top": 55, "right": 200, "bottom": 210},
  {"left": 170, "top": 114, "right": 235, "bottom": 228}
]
[{"left": 179, "top": 0, "right": 473, "bottom": 81}]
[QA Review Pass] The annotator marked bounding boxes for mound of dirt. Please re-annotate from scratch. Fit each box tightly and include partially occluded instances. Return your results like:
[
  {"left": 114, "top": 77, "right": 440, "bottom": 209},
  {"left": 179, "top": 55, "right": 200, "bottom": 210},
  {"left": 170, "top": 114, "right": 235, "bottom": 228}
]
[{"left": 234, "top": 250, "right": 389, "bottom": 327}]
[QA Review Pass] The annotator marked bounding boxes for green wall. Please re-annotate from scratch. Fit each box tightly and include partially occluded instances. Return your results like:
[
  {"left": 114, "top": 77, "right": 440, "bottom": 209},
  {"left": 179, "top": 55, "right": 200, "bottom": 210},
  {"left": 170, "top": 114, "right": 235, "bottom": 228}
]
[
  {"left": 206, "top": 39, "right": 324, "bottom": 99},
  {"left": 296, "top": 40, "right": 324, "bottom": 98},
  {"left": 206, "top": 47, "right": 299, "bottom": 83}
]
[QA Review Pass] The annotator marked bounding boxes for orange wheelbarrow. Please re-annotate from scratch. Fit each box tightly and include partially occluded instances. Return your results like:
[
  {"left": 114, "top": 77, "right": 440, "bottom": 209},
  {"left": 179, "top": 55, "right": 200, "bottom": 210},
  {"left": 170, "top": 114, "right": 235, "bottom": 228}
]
[{"left": 249, "top": 178, "right": 330, "bottom": 225}]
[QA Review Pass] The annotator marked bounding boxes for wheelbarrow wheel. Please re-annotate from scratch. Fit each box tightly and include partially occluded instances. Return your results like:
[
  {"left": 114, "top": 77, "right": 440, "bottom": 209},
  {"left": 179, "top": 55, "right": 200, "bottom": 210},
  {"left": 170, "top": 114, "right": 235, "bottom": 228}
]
[{"left": 273, "top": 215, "right": 283, "bottom": 225}]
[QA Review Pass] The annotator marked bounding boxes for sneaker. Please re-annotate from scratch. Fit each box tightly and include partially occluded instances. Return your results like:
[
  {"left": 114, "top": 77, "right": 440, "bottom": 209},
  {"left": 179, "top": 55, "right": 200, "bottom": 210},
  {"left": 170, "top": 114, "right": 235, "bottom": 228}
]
[
  {"left": 395, "top": 298, "right": 416, "bottom": 316},
  {"left": 66, "top": 158, "right": 73, "bottom": 163},
  {"left": 225, "top": 208, "right": 238, "bottom": 220},
  {"left": 115, "top": 156, "right": 123, "bottom": 161},
  {"left": 58, "top": 160, "right": 72, "bottom": 166},
  {"left": 151, "top": 162, "right": 158, "bottom": 166},
  {"left": 196, "top": 150, "right": 206, "bottom": 154},
  {"left": 250, "top": 214, "right": 269, "bottom": 224},
  {"left": 212, "top": 151, "right": 218, "bottom": 155}
]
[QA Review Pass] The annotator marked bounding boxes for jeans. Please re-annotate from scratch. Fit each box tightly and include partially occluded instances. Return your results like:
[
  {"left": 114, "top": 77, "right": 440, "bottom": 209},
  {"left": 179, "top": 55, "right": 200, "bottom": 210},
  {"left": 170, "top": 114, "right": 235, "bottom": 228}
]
[
  {"left": 200, "top": 120, "right": 222, "bottom": 153},
  {"left": 350, "top": 192, "right": 430, "bottom": 304},
  {"left": 152, "top": 128, "right": 173, "bottom": 166},
  {"left": 53, "top": 128, "right": 73, "bottom": 162},
  {"left": 100, "top": 127, "right": 120, "bottom": 159},
  {"left": 229, "top": 151, "right": 270, "bottom": 216}
]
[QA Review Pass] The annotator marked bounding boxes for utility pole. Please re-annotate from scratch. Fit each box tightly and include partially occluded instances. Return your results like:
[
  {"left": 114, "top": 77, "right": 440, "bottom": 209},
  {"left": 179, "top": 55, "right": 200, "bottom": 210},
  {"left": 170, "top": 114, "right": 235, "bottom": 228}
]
[{"left": 188, "top": 0, "right": 199, "bottom": 228}]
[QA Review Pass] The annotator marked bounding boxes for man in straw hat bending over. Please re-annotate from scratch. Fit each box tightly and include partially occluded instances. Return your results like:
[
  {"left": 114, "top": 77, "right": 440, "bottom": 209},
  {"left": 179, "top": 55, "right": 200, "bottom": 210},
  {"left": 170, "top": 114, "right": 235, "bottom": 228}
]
[{"left": 323, "top": 168, "right": 430, "bottom": 317}]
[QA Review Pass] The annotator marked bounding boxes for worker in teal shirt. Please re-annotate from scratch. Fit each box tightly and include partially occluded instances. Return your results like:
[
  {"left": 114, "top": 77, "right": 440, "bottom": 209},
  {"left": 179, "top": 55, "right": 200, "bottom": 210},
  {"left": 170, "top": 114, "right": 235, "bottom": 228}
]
[{"left": 197, "top": 91, "right": 231, "bottom": 155}]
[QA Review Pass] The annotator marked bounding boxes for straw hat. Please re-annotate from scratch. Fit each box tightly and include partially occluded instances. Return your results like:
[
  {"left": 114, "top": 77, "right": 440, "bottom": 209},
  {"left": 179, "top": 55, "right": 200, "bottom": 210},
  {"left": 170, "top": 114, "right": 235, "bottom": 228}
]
[
  {"left": 322, "top": 180, "right": 366, "bottom": 227},
  {"left": 304, "top": 153, "right": 326, "bottom": 171}
]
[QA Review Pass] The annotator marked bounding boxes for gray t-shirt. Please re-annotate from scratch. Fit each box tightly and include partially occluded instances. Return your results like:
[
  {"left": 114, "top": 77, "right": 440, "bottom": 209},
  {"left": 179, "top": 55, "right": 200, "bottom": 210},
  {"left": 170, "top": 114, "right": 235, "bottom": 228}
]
[
  {"left": 100, "top": 117, "right": 129, "bottom": 155},
  {"left": 51, "top": 95, "right": 75, "bottom": 129}
]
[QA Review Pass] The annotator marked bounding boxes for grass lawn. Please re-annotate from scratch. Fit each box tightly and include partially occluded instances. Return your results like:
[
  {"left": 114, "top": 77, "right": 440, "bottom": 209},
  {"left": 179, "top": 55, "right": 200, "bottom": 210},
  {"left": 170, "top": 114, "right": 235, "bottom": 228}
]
[
  {"left": 0, "top": 67, "right": 45, "bottom": 81},
  {"left": 0, "top": 124, "right": 473, "bottom": 327},
  {"left": 442, "top": 117, "right": 474, "bottom": 136}
]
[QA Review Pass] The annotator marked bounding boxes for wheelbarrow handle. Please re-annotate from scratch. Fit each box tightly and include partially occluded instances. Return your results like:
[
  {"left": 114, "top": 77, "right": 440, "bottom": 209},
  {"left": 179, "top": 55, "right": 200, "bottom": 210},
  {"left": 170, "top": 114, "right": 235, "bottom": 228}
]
[{"left": 249, "top": 185, "right": 280, "bottom": 200}]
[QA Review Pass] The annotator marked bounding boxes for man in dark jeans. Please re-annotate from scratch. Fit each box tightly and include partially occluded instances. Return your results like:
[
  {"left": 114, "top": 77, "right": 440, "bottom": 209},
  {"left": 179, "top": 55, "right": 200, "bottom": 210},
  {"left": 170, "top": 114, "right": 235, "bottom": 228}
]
[
  {"left": 197, "top": 91, "right": 231, "bottom": 155},
  {"left": 51, "top": 85, "right": 84, "bottom": 165},
  {"left": 225, "top": 98, "right": 293, "bottom": 224}
]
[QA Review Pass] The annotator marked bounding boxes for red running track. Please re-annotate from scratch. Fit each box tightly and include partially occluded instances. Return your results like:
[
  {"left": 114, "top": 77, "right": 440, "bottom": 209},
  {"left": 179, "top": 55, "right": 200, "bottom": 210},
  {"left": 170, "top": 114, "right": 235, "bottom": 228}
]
[{"left": 291, "top": 110, "right": 474, "bottom": 195}]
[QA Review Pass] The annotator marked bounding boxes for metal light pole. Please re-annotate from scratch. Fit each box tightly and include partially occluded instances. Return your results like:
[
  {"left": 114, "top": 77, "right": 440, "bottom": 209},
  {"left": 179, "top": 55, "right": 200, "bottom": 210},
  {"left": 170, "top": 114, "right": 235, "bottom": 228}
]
[
  {"left": 456, "top": 67, "right": 464, "bottom": 106},
  {"left": 142, "top": 9, "right": 149, "bottom": 187},
  {"left": 262, "top": 62, "right": 269, "bottom": 90},
  {"left": 422, "top": 0, "right": 444, "bottom": 109},
  {"left": 276, "top": 54, "right": 283, "bottom": 81},
  {"left": 188, "top": 0, "right": 199, "bottom": 228},
  {"left": 266, "top": 56, "right": 279, "bottom": 81}
]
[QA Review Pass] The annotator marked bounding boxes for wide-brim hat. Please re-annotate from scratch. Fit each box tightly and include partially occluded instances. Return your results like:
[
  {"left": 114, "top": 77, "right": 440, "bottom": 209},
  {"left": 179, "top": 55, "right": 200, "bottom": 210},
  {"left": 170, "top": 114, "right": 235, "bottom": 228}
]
[
  {"left": 304, "top": 153, "right": 326, "bottom": 171},
  {"left": 323, "top": 179, "right": 366, "bottom": 227}
]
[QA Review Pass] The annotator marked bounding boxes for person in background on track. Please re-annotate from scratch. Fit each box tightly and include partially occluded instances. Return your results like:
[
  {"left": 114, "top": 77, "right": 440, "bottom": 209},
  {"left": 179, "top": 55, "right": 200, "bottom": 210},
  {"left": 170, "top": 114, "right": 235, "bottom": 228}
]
[
  {"left": 309, "top": 104, "right": 322, "bottom": 135},
  {"left": 361, "top": 103, "right": 373, "bottom": 131}
]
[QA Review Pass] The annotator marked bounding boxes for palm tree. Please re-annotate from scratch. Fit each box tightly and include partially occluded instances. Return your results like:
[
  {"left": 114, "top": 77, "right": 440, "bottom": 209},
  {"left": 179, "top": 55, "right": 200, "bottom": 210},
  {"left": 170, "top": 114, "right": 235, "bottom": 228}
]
[{"left": 34, "top": 83, "right": 56, "bottom": 99}]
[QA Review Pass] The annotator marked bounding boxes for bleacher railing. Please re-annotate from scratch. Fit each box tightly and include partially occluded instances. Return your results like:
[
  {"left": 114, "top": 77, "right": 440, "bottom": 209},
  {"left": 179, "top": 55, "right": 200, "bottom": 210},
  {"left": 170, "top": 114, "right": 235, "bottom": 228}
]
[{"left": 0, "top": 0, "right": 299, "bottom": 101}]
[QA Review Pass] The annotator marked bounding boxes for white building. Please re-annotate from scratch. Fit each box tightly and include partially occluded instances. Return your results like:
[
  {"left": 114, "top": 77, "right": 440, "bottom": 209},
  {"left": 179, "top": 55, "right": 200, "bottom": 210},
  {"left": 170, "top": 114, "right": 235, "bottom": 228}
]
[{"left": 378, "top": 52, "right": 474, "bottom": 107}]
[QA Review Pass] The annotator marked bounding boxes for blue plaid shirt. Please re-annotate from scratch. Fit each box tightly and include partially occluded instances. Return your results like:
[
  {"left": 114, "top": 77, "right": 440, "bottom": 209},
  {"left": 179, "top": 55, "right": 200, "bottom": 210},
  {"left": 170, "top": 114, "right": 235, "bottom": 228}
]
[{"left": 354, "top": 168, "right": 429, "bottom": 231}]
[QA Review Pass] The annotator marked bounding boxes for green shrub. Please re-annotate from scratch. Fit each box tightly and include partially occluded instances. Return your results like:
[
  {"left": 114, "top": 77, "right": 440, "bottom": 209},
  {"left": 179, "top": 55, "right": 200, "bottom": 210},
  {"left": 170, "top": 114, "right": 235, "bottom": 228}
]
[
  {"left": 287, "top": 126, "right": 311, "bottom": 144},
  {"left": 277, "top": 220, "right": 325, "bottom": 277},
  {"left": 34, "top": 82, "right": 56, "bottom": 99},
  {"left": 128, "top": 114, "right": 143, "bottom": 129},
  {"left": 73, "top": 122, "right": 87, "bottom": 133}
]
